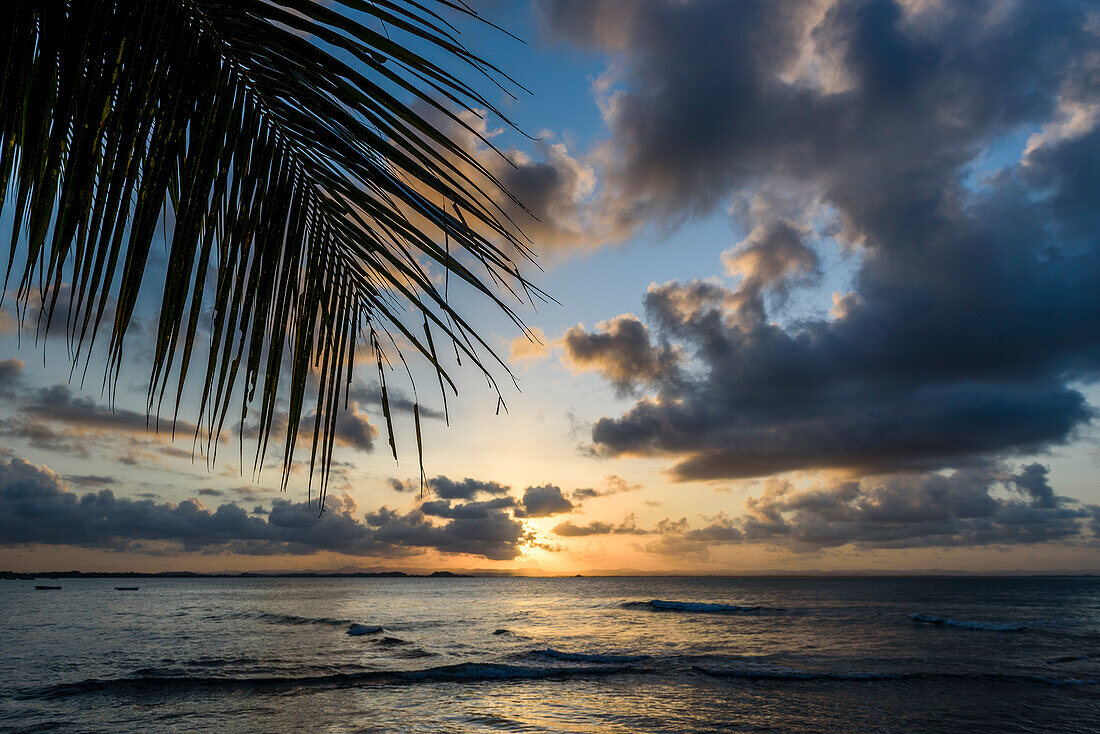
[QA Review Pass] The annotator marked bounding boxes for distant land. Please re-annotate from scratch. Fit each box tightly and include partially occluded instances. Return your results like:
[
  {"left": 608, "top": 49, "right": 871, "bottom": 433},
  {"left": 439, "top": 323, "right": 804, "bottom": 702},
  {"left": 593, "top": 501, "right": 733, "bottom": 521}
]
[
  {"left": 0, "top": 570, "right": 472, "bottom": 579},
  {"left": 2, "top": 569, "right": 1097, "bottom": 579}
]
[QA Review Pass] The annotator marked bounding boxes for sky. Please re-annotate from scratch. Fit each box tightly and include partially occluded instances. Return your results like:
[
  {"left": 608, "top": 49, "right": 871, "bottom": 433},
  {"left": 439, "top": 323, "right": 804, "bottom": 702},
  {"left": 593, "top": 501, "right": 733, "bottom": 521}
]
[{"left": 2, "top": 0, "right": 1100, "bottom": 574}]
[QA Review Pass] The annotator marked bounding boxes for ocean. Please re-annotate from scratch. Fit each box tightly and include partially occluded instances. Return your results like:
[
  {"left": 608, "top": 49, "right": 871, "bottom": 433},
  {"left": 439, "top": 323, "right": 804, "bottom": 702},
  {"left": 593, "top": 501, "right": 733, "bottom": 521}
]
[{"left": 1, "top": 576, "right": 1098, "bottom": 732}]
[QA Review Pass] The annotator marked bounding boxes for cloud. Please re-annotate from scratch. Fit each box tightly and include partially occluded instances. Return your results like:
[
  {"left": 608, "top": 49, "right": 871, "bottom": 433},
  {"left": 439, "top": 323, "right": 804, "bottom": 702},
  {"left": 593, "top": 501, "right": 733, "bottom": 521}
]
[
  {"left": 346, "top": 379, "right": 444, "bottom": 421},
  {"left": 429, "top": 475, "right": 512, "bottom": 500},
  {"left": 552, "top": 512, "right": 649, "bottom": 536},
  {"left": 0, "top": 285, "right": 117, "bottom": 342},
  {"left": 544, "top": 0, "right": 1100, "bottom": 481},
  {"left": 510, "top": 326, "right": 550, "bottom": 365},
  {"left": 361, "top": 503, "right": 529, "bottom": 561},
  {"left": 540, "top": 0, "right": 1093, "bottom": 217},
  {"left": 720, "top": 220, "right": 819, "bottom": 327},
  {"left": 514, "top": 484, "right": 575, "bottom": 517},
  {"left": 0, "top": 416, "right": 91, "bottom": 458},
  {"left": 0, "top": 456, "right": 536, "bottom": 560},
  {"left": 0, "top": 308, "right": 15, "bottom": 335},
  {"left": 419, "top": 497, "right": 518, "bottom": 519},
  {"left": 9, "top": 384, "right": 206, "bottom": 444},
  {"left": 419, "top": 107, "right": 641, "bottom": 256},
  {"left": 572, "top": 473, "right": 643, "bottom": 501},
  {"left": 560, "top": 315, "right": 679, "bottom": 396},
  {"left": 64, "top": 475, "right": 116, "bottom": 487},
  {"left": 0, "top": 359, "right": 24, "bottom": 392},
  {"left": 239, "top": 402, "right": 379, "bottom": 456},
  {"left": 227, "top": 485, "right": 277, "bottom": 497},
  {"left": 389, "top": 475, "right": 513, "bottom": 500},
  {"left": 1011, "top": 463, "right": 1059, "bottom": 509},
  {"left": 644, "top": 465, "right": 1098, "bottom": 557},
  {"left": 329, "top": 404, "right": 377, "bottom": 452}
]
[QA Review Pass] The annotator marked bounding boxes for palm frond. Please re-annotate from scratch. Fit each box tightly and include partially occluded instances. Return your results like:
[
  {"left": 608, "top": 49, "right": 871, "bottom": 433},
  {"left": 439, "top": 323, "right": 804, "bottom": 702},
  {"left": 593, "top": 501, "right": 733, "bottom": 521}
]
[{"left": 0, "top": 0, "right": 543, "bottom": 505}]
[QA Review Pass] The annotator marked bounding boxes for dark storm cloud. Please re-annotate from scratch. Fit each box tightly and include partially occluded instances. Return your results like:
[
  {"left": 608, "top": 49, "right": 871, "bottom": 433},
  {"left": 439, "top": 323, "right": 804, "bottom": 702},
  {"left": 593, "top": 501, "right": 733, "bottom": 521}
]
[
  {"left": 543, "top": 0, "right": 1100, "bottom": 480},
  {"left": 513, "top": 484, "right": 574, "bottom": 518},
  {"left": 646, "top": 464, "right": 1098, "bottom": 556},
  {"left": 0, "top": 457, "right": 532, "bottom": 560}
]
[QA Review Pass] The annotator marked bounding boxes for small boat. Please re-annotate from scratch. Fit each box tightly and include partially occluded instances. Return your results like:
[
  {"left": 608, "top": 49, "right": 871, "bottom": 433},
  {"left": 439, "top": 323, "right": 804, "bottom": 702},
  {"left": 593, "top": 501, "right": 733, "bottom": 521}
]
[
  {"left": 114, "top": 586, "right": 140, "bottom": 591},
  {"left": 34, "top": 585, "right": 61, "bottom": 590}
]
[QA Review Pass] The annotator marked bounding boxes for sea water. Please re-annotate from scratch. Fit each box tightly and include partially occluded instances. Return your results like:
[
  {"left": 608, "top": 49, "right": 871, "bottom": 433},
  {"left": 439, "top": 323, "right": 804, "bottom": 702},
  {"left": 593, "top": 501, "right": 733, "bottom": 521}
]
[{"left": 1, "top": 576, "right": 1098, "bottom": 732}]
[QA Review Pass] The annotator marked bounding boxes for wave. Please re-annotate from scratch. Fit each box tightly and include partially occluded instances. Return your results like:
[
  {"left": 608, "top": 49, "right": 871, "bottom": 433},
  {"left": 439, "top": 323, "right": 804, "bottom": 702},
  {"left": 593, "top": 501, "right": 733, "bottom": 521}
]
[
  {"left": 26, "top": 663, "right": 635, "bottom": 700},
  {"left": 695, "top": 666, "right": 1096, "bottom": 687},
  {"left": 695, "top": 666, "right": 898, "bottom": 681},
  {"left": 374, "top": 636, "right": 434, "bottom": 658},
  {"left": 397, "top": 662, "right": 631, "bottom": 681},
  {"left": 624, "top": 600, "right": 780, "bottom": 614},
  {"left": 347, "top": 624, "right": 383, "bottom": 636},
  {"left": 524, "top": 648, "right": 650, "bottom": 665},
  {"left": 1046, "top": 652, "right": 1100, "bottom": 664},
  {"left": 909, "top": 613, "right": 1029, "bottom": 632},
  {"left": 155, "top": 657, "right": 265, "bottom": 668},
  {"left": 209, "top": 611, "right": 354, "bottom": 629},
  {"left": 206, "top": 611, "right": 386, "bottom": 637}
]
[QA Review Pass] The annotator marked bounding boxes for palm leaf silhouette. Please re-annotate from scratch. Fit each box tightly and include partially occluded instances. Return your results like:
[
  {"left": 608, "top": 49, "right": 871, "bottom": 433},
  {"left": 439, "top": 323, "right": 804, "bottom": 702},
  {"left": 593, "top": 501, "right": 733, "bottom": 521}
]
[{"left": 0, "top": 0, "right": 540, "bottom": 505}]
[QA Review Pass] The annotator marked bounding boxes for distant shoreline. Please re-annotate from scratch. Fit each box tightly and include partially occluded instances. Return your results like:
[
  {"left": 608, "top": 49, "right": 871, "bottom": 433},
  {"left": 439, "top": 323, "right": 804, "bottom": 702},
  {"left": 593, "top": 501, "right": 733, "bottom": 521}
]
[
  {"left": 2, "top": 570, "right": 1098, "bottom": 580},
  {"left": 0, "top": 570, "right": 471, "bottom": 579}
]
